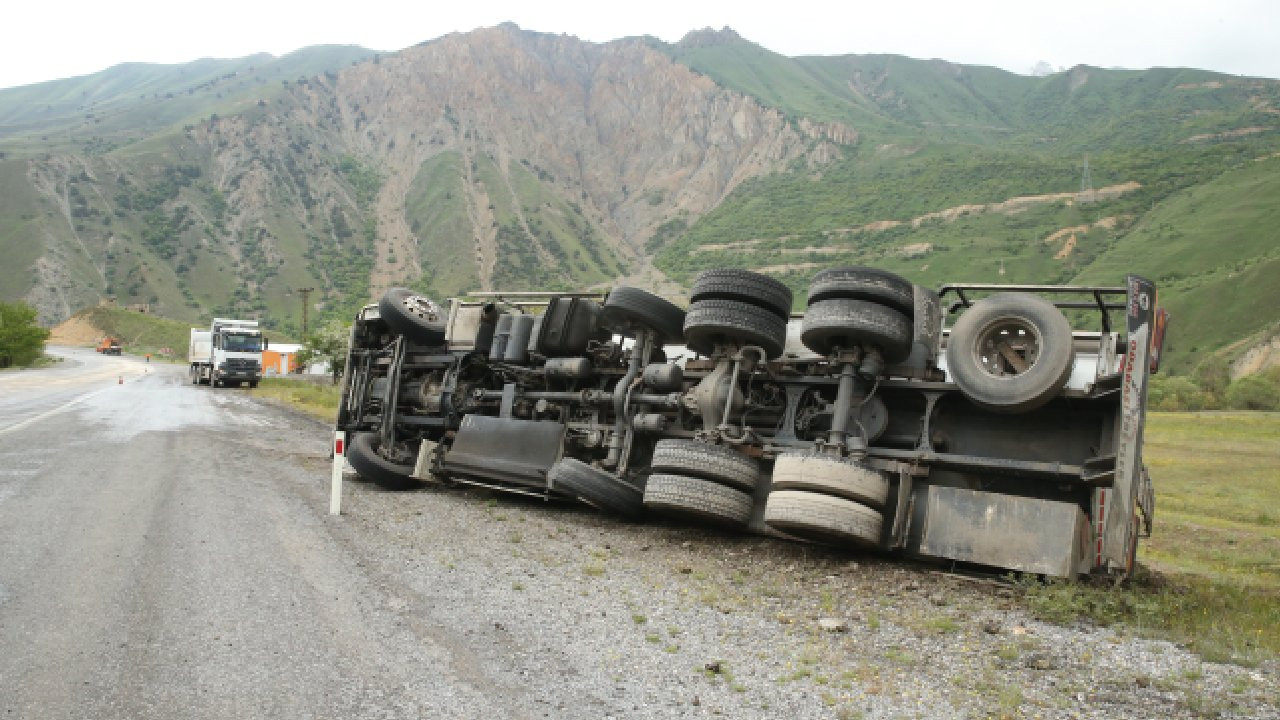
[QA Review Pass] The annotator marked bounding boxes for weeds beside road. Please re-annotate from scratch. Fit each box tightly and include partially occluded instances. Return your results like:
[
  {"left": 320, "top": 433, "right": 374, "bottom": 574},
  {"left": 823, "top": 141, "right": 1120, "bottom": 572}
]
[{"left": 250, "top": 376, "right": 341, "bottom": 422}]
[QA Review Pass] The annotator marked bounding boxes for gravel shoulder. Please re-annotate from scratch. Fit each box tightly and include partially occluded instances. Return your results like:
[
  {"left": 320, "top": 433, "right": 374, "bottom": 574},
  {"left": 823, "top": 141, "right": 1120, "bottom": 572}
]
[{"left": 305, "top": 443, "right": 1279, "bottom": 720}]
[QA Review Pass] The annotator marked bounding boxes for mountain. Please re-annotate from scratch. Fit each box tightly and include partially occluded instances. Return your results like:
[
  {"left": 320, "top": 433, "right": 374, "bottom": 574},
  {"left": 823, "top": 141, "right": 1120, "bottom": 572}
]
[{"left": 1, "top": 24, "right": 1277, "bottom": 373}]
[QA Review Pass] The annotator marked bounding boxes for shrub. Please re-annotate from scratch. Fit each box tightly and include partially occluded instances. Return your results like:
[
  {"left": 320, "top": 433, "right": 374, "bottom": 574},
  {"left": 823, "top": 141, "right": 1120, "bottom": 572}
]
[
  {"left": 0, "top": 302, "right": 50, "bottom": 367},
  {"left": 1223, "top": 374, "right": 1280, "bottom": 411},
  {"left": 1147, "top": 375, "right": 1206, "bottom": 411}
]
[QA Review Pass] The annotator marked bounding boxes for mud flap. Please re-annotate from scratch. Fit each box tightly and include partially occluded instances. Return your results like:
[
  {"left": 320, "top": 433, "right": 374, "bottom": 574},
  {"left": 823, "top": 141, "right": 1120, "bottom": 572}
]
[
  {"left": 441, "top": 414, "right": 566, "bottom": 489},
  {"left": 909, "top": 486, "right": 1091, "bottom": 578}
]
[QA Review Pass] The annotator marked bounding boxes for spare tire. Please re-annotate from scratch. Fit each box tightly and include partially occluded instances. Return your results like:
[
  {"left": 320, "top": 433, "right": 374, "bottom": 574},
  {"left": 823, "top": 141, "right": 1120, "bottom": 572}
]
[
  {"left": 800, "top": 298, "right": 911, "bottom": 361},
  {"left": 807, "top": 266, "right": 915, "bottom": 315},
  {"left": 690, "top": 269, "right": 793, "bottom": 320},
  {"left": 346, "top": 432, "right": 421, "bottom": 491},
  {"left": 683, "top": 299, "right": 787, "bottom": 359},
  {"left": 944, "top": 292, "right": 1075, "bottom": 414},
  {"left": 379, "top": 288, "right": 447, "bottom": 345}
]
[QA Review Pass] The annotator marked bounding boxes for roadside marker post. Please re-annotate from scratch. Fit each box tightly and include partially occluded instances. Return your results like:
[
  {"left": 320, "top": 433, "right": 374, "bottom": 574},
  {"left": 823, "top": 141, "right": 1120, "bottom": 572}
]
[{"left": 329, "top": 430, "right": 346, "bottom": 515}]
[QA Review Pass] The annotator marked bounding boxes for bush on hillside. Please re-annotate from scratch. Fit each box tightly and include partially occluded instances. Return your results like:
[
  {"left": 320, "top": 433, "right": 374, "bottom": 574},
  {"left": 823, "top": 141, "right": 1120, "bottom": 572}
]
[
  {"left": 1223, "top": 374, "right": 1280, "bottom": 411},
  {"left": 0, "top": 301, "right": 50, "bottom": 368},
  {"left": 1147, "top": 375, "right": 1208, "bottom": 411}
]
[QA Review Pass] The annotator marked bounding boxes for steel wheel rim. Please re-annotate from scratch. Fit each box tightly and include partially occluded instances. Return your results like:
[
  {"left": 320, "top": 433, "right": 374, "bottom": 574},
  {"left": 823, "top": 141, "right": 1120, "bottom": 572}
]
[{"left": 972, "top": 317, "right": 1042, "bottom": 378}]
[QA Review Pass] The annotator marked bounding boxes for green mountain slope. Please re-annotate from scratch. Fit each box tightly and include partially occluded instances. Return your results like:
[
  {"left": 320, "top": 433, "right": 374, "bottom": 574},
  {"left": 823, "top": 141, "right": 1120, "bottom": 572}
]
[
  {"left": 653, "top": 29, "right": 1280, "bottom": 371},
  {"left": 662, "top": 29, "right": 1280, "bottom": 150},
  {"left": 0, "top": 45, "right": 374, "bottom": 148},
  {"left": 1072, "top": 155, "right": 1280, "bottom": 372},
  {"left": 1, "top": 26, "right": 1276, "bottom": 374}
]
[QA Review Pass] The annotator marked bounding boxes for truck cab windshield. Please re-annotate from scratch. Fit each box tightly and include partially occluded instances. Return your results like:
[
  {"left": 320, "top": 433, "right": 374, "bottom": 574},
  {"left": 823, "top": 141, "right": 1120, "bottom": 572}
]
[{"left": 223, "top": 333, "right": 263, "bottom": 352}]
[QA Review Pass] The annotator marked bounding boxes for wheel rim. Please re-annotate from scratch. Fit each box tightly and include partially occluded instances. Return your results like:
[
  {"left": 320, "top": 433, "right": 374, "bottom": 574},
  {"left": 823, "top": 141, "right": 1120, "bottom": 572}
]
[{"left": 972, "top": 317, "right": 1042, "bottom": 378}]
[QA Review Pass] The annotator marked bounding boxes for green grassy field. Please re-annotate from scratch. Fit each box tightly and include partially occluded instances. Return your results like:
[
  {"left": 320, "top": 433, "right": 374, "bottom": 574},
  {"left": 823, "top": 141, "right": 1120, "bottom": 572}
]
[{"left": 1025, "top": 411, "right": 1280, "bottom": 665}]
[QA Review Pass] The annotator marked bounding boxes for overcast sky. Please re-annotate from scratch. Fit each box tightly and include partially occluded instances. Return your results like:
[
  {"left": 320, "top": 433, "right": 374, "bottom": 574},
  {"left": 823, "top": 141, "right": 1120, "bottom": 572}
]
[{"left": 4, "top": 0, "right": 1278, "bottom": 90}]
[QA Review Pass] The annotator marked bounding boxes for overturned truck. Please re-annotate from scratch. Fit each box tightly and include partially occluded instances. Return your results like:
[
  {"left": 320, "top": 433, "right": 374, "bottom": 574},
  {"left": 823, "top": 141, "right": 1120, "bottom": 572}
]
[{"left": 335, "top": 268, "right": 1162, "bottom": 578}]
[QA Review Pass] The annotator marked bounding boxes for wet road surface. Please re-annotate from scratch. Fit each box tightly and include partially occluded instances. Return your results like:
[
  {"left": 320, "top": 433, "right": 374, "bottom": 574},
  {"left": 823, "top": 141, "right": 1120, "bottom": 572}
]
[{"left": 0, "top": 349, "right": 522, "bottom": 719}]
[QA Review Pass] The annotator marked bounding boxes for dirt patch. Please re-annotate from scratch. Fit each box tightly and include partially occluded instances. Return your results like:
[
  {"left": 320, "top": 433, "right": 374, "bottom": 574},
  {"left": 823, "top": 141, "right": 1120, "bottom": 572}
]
[
  {"left": 1054, "top": 234, "right": 1078, "bottom": 260},
  {"left": 750, "top": 261, "right": 824, "bottom": 273},
  {"left": 1184, "top": 126, "right": 1272, "bottom": 144},
  {"left": 48, "top": 312, "right": 105, "bottom": 347}
]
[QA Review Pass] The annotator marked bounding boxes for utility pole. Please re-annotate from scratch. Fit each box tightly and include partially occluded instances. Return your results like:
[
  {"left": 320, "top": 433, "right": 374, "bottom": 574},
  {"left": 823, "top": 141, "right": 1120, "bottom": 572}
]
[
  {"left": 1080, "top": 155, "right": 1093, "bottom": 202},
  {"left": 297, "top": 287, "right": 315, "bottom": 337}
]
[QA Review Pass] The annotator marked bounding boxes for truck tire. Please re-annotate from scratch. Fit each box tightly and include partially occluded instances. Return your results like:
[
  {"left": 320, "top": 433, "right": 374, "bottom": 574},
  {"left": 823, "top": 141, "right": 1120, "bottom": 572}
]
[
  {"left": 806, "top": 266, "right": 916, "bottom": 315},
  {"left": 643, "top": 473, "right": 753, "bottom": 527},
  {"left": 378, "top": 288, "right": 447, "bottom": 345},
  {"left": 683, "top": 299, "right": 787, "bottom": 359},
  {"left": 763, "top": 490, "right": 882, "bottom": 548},
  {"left": 800, "top": 298, "right": 911, "bottom": 361},
  {"left": 601, "top": 286, "right": 685, "bottom": 342},
  {"left": 944, "top": 292, "right": 1075, "bottom": 414},
  {"left": 347, "top": 432, "right": 421, "bottom": 491},
  {"left": 689, "top": 269, "right": 793, "bottom": 320},
  {"left": 770, "top": 453, "right": 890, "bottom": 509},
  {"left": 548, "top": 458, "right": 644, "bottom": 518},
  {"left": 649, "top": 439, "right": 760, "bottom": 491}
]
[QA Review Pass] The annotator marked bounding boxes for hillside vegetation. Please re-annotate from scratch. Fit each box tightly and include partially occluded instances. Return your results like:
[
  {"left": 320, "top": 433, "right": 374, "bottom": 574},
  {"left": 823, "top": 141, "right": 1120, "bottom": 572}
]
[{"left": 0, "top": 24, "right": 1277, "bottom": 374}]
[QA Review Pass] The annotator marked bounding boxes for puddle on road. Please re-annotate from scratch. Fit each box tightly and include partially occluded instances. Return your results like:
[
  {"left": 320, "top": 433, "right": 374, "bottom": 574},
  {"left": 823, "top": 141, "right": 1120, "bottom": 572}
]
[{"left": 74, "top": 374, "right": 277, "bottom": 442}]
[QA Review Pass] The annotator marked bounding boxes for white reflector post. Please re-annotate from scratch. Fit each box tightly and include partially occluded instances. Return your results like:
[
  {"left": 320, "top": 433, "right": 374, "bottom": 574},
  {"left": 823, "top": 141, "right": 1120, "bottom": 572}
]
[{"left": 329, "top": 430, "right": 346, "bottom": 515}]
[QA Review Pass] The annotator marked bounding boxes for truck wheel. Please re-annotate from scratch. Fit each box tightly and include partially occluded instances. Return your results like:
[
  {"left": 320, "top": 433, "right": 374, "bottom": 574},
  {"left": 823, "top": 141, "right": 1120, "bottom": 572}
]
[
  {"left": 945, "top": 292, "right": 1075, "bottom": 414},
  {"left": 683, "top": 299, "right": 787, "bottom": 359},
  {"left": 249, "top": 380, "right": 259, "bottom": 389},
  {"left": 346, "top": 432, "right": 421, "bottom": 490},
  {"left": 770, "top": 453, "right": 890, "bottom": 509},
  {"left": 649, "top": 439, "right": 760, "bottom": 491},
  {"left": 643, "top": 473, "right": 753, "bottom": 527},
  {"left": 548, "top": 458, "right": 644, "bottom": 518},
  {"left": 378, "top": 288, "right": 447, "bottom": 345},
  {"left": 807, "top": 266, "right": 916, "bottom": 315},
  {"left": 763, "top": 490, "right": 882, "bottom": 547},
  {"left": 601, "top": 286, "right": 685, "bottom": 342},
  {"left": 689, "top": 269, "right": 793, "bottom": 320},
  {"left": 800, "top": 298, "right": 911, "bottom": 361}
]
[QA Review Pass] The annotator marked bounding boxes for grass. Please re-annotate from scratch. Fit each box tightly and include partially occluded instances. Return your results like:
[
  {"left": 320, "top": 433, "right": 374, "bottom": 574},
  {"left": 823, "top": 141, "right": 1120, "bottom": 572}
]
[
  {"left": 249, "top": 377, "right": 341, "bottom": 422},
  {"left": 1021, "top": 411, "right": 1280, "bottom": 665}
]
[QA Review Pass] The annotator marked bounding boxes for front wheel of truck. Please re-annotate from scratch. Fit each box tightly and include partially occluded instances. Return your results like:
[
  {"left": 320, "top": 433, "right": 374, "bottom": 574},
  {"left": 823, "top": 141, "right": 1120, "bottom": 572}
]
[{"left": 347, "top": 432, "right": 421, "bottom": 491}]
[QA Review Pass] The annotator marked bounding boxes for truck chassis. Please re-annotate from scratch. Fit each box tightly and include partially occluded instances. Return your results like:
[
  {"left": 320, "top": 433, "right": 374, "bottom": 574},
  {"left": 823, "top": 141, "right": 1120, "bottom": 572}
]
[{"left": 335, "top": 270, "right": 1159, "bottom": 578}]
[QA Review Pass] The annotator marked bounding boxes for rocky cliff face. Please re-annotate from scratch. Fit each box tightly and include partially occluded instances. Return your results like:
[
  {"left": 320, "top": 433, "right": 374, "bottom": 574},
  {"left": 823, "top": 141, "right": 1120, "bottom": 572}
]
[
  {"left": 292, "top": 25, "right": 829, "bottom": 292},
  {"left": 7, "top": 25, "right": 849, "bottom": 327}
]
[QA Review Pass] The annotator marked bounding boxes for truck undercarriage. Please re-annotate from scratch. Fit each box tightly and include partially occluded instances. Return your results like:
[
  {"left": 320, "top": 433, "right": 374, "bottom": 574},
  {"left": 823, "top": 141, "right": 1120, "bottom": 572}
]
[{"left": 335, "top": 269, "right": 1159, "bottom": 578}]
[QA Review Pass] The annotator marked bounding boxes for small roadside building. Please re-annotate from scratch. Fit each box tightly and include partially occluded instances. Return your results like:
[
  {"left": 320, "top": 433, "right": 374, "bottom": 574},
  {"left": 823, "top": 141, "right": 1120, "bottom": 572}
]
[
  {"left": 262, "top": 343, "right": 330, "bottom": 376},
  {"left": 262, "top": 343, "right": 303, "bottom": 375}
]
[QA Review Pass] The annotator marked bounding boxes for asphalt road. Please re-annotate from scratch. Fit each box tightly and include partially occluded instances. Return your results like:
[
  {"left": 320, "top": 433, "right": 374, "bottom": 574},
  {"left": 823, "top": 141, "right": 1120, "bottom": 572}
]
[
  {"left": 0, "top": 348, "right": 520, "bottom": 719},
  {"left": 1, "top": 348, "right": 1272, "bottom": 720}
]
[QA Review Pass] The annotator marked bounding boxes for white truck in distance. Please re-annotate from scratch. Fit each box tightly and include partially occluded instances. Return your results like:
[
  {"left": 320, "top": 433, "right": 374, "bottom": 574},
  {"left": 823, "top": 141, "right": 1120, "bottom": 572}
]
[{"left": 188, "top": 318, "right": 266, "bottom": 387}]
